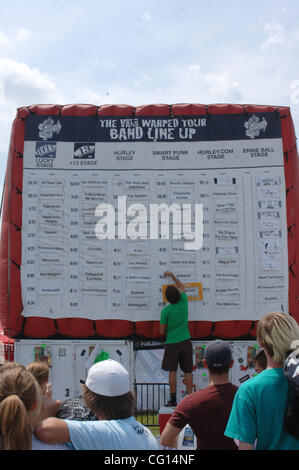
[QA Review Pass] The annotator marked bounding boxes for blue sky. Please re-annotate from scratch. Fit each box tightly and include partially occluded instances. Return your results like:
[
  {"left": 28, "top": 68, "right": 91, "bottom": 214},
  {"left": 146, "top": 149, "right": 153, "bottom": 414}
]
[{"left": 1, "top": 0, "right": 299, "bottom": 194}]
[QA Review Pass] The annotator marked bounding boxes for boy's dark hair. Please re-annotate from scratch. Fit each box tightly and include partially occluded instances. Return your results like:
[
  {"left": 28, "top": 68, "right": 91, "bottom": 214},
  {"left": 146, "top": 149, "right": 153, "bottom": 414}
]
[
  {"left": 254, "top": 350, "right": 267, "bottom": 370},
  {"left": 82, "top": 385, "right": 136, "bottom": 420},
  {"left": 206, "top": 363, "right": 231, "bottom": 376},
  {"left": 165, "top": 285, "right": 181, "bottom": 304}
]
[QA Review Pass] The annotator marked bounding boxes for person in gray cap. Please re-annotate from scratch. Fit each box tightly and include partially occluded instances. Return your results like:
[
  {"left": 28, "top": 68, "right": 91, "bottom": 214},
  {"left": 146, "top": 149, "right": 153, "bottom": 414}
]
[
  {"left": 161, "top": 339, "right": 238, "bottom": 450},
  {"left": 34, "top": 359, "right": 158, "bottom": 450}
]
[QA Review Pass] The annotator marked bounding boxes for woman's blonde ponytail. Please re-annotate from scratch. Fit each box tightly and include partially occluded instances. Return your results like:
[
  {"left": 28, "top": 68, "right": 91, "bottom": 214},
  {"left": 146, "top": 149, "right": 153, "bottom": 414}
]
[
  {"left": 0, "top": 365, "right": 38, "bottom": 450},
  {"left": 0, "top": 394, "right": 32, "bottom": 450}
]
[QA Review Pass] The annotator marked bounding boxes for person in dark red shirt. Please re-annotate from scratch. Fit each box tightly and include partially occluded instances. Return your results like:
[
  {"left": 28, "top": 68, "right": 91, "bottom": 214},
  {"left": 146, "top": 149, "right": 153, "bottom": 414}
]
[{"left": 160, "top": 339, "right": 238, "bottom": 450}]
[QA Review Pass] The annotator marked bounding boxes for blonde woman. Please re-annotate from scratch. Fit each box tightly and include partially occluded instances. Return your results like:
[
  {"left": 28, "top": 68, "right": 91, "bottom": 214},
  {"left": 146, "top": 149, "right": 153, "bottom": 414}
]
[
  {"left": 225, "top": 312, "right": 299, "bottom": 450},
  {"left": 0, "top": 363, "right": 40, "bottom": 449},
  {"left": 0, "top": 363, "right": 69, "bottom": 450}
]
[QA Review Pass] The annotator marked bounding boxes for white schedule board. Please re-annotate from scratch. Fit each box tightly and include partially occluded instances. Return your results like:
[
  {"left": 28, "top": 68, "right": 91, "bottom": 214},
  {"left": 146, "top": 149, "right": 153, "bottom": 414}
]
[{"left": 21, "top": 113, "right": 289, "bottom": 321}]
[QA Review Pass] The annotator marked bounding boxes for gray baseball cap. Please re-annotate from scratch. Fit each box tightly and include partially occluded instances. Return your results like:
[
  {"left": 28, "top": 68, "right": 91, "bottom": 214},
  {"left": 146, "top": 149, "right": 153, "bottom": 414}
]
[{"left": 204, "top": 340, "right": 232, "bottom": 367}]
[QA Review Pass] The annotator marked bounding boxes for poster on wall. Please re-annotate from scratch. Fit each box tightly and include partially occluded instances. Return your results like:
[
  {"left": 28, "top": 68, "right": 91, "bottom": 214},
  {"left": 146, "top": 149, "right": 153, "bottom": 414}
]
[{"left": 20, "top": 112, "right": 289, "bottom": 322}]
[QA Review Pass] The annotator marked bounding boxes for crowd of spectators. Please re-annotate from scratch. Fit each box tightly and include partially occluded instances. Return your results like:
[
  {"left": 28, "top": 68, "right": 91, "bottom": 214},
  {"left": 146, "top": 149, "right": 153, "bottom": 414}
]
[{"left": 0, "top": 312, "right": 298, "bottom": 451}]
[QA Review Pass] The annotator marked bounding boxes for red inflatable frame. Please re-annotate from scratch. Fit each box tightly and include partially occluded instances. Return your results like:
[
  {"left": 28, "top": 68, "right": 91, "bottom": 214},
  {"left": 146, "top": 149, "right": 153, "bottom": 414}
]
[{"left": 1, "top": 103, "right": 299, "bottom": 340}]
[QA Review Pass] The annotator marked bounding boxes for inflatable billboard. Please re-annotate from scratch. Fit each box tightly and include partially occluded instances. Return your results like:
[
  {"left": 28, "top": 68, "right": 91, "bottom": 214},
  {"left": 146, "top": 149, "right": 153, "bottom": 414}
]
[{"left": 1, "top": 103, "right": 298, "bottom": 340}]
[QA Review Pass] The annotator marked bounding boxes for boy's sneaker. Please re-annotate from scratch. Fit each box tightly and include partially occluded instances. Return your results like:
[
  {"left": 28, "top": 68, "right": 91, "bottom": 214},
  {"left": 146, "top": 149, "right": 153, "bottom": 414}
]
[{"left": 165, "top": 399, "right": 177, "bottom": 407}]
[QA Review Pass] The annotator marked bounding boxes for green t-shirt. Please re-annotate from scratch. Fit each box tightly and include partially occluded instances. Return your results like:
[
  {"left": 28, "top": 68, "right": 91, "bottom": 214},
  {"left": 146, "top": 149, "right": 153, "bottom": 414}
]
[
  {"left": 225, "top": 368, "right": 299, "bottom": 450},
  {"left": 160, "top": 292, "right": 191, "bottom": 344}
]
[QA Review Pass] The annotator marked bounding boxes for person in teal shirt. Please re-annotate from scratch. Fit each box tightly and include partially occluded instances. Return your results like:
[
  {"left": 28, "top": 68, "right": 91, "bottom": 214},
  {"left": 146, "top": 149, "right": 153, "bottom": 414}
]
[
  {"left": 225, "top": 312, "right": 299, "bottom": 450},
  {"left": 160, "top": 271, "right": 193, "bottom": 407}
]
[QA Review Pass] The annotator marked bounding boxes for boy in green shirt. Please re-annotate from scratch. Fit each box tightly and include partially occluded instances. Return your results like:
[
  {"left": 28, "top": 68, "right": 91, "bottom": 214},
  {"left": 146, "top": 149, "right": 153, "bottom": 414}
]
[{"left": 160, "top": 271, "right": 193, "bottom": 407}]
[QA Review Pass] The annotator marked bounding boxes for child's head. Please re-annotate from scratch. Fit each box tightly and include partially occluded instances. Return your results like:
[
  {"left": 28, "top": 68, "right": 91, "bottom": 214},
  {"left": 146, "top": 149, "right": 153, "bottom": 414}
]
[
  {"left": 26, "top": 361, "right": 50, "bottom": 394},
  {"left": 254, "top": 350, "right": 267, "bottom": 374},
  {"left": 165, "top": 285, "right": 181, "bottom": 304},
  {"left": 257, "top": 312, "right": 299, "bottom": 365},
  {"left": 0, "top": 364, "right": 41, "bottom": 449}
]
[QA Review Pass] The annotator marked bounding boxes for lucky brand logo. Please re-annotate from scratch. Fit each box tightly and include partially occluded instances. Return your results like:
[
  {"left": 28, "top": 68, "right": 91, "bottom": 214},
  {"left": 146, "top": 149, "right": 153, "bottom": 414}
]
[
  {"left": 35, "top": 141, "right": 57, "bottom": 168},
  {"left": 38, "top": 117, "right": 62, "bottom": 141},
  {"left": 244, "top": 115, "right": 267, "bottom": 139},
  {"left": 35, "top": 141, "right": 57, "bottom": 158}
]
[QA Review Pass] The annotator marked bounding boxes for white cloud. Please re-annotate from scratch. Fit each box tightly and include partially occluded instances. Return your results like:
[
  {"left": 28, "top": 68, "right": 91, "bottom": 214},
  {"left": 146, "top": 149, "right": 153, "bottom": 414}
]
[
  {"left": 89, "top": 62, "right": 243, "bottom": 109},
  {"left": 92, "top": 58, "right": 118, "bottom": 71},
  {"left": 0, "top": 58, "right": 62, "bottom": 106},
  {"left": 141, "top": 11, "right": 152, "bottom": 22},
  {"left": 16, "top": 28, "right": 32, "bottom": 42},
  {"left": 177, "top": 64, "right": 242, "bottom": 102},
  {"left": 134, "top": 71, "right": 153, "bottom": 88},
  {"left": 260, "top": 19, "right": 299, "bottom": 50},
  {"left": 196, "top": 67, "right": 240, "bottom": 100},
  {"left": 68, "top": 86, "right": 110, "bottom": 104},
  {"left": 0, "top": 58, "right": 65, "bottom": 164},
  {"left": 0, "top": 31, "right": 9, "bottom": 48},
  {"left": 291, "top": 80, "right": 299, "bottom": 105},
  {"left": 261, "top": 21, "right": 286, "bottom": 49},
  {"left": 0, "top": 28, "right": 32, "bottom": 55},
  {"left": 0, "top": 80, "right": 4, "bottom": 105}
]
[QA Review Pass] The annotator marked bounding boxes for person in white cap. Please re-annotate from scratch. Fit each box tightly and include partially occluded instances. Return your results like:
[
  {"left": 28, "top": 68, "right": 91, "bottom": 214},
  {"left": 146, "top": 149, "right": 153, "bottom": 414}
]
[{"left": 34, "top": 359, "right": 158, "bottom": 450}]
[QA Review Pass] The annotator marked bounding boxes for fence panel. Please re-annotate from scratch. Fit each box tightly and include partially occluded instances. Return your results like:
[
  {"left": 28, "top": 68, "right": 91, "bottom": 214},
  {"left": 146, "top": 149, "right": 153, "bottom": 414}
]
[{"left": 135, "top": 382, "right": 169, "bottom": 427}]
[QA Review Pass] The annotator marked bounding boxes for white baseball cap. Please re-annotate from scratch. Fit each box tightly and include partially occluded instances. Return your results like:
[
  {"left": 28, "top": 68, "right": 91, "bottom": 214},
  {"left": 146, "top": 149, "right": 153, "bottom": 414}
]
[{"left": 85, "top": 359, "right": 130, "bottom": 397}]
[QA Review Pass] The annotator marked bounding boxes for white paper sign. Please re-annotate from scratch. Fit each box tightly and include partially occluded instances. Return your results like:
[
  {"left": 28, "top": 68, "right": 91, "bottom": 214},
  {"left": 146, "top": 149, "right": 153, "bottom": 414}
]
[{"left": 20, "top": 117, "right": 288, "bottom": 322}]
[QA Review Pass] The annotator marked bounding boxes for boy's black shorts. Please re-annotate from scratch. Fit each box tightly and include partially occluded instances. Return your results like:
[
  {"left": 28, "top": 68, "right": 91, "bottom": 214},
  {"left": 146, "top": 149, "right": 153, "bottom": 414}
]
[{"left": 162, "top": 339, "right": 193, "bottom": 373}]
